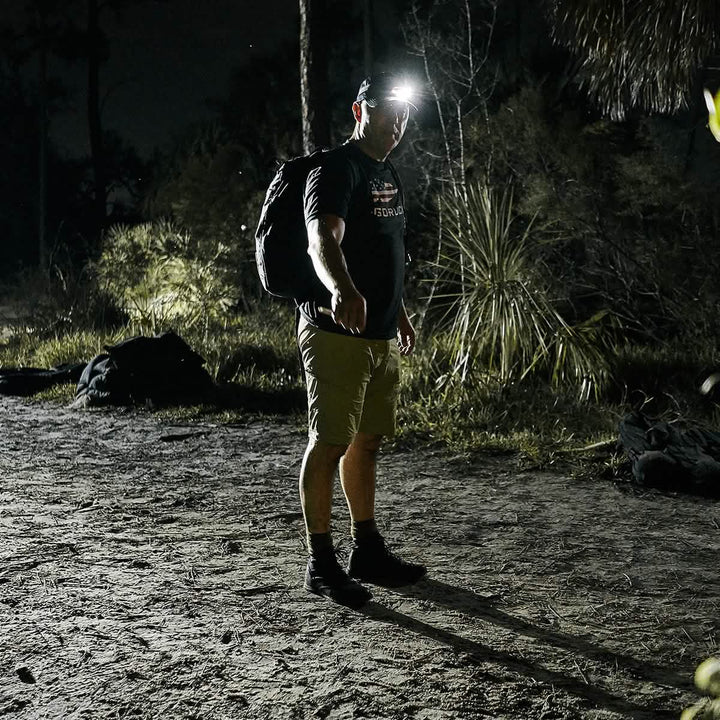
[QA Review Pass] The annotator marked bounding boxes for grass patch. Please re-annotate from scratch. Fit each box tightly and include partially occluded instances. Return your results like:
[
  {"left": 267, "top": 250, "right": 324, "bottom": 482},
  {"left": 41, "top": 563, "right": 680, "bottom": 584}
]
[
  {"left": 0, "top": 328, "right": 122, "bottom": 370},
  {"left": 393, "top": 330, "right": 619, "bottom": 457},
  {"left": 0, "top": 301, "right": 300, "bottom": 383},
  {"left": 606, "top": 343, "right": 719, "bottom": 415},
  {"left": 0, "top": 300, "right": 306, "bottom": 420},
  {"left": 3, "top": 299, "right": 718, "bottom": 462}
]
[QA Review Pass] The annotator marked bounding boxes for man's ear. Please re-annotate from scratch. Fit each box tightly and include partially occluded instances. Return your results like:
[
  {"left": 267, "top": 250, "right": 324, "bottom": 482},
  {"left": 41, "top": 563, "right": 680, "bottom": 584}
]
[{"left": 352, "top": 101, "right": 363, "bottom": 123}]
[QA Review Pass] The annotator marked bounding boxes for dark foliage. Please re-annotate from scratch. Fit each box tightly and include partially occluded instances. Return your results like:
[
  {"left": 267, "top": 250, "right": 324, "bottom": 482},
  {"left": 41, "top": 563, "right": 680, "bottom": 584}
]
[{"left": 0, "top": 69, "right": 41, "bottom": 275}]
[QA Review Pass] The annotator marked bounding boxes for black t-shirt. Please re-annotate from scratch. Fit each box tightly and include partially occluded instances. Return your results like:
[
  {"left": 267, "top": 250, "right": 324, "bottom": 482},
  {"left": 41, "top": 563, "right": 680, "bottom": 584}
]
[{"left": 299, "top": 142, "right": 406, "bottom": 340}]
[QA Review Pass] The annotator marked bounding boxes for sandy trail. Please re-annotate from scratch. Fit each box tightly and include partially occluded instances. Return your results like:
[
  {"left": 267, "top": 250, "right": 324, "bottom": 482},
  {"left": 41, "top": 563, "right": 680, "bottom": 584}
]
[{"left": 0, "top": 396, "right": 717, "bottom": 719}]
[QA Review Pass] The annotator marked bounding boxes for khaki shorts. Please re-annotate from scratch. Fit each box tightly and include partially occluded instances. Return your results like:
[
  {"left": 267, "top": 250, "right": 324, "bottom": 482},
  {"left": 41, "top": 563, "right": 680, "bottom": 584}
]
[{"left": 297, "top": 316, "right": 401, "bottom": 445}]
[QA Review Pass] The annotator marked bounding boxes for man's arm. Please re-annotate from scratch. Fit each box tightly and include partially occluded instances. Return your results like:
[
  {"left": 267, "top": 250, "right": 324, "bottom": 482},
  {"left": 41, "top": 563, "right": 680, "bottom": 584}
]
[
  {"left": 397, "top": 300, "right": 416, "bottom": 356},
  {"left": 306, "top": 214, "right": 367, "bottom": 334}
]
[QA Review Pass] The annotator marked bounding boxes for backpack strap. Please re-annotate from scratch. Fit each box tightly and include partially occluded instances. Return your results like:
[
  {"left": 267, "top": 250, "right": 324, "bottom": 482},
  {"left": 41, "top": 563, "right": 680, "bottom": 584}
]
[
  {"left": 386, "top": 158, "right": 410, "bottom": 263},
  {"left": 386, "top": 159, "right": 404, "bottom": 210},
  {"left": 386, "top": 159, "right": 406, "bottom": 232}
]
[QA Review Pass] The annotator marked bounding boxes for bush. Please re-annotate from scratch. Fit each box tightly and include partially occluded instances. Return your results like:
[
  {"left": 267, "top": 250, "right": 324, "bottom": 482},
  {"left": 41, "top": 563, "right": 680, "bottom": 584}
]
[
  {"left": 145, "top": 130, "right": 266, "bottom": 310},
  {"left": 468, "top": 85, "right": 720, "bottom": 346},
  {"left": 425, "top": 181, "right": 615, "bottom": 400},
  {"left": 95, "top": 220, "right": 243, "bottom": 337}
]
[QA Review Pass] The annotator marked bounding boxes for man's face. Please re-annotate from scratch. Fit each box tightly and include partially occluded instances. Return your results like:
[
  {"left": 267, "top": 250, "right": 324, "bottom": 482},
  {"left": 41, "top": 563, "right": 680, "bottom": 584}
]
[{"left": 358, "top": 99, "right": 410, "bottom": 154}]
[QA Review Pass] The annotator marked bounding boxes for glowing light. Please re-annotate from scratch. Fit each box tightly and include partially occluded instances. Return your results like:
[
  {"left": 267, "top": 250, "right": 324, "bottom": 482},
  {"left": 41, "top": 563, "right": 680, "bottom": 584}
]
[
  {"left": 704, "top": 88, "right": 720, "bottom": 142},
  {"left": 390, "top": 85, "right": 414, "bottom": 105}
]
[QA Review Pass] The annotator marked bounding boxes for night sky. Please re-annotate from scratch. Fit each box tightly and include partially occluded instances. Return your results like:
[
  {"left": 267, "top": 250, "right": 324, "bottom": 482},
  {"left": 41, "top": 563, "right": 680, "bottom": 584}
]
[{"left": 3, "top": 0, "right": 300, "bottom": 158}]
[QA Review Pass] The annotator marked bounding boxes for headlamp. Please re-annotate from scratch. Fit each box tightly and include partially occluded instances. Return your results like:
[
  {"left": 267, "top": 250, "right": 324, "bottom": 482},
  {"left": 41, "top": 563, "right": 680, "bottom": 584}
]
[{"left": 389, "top": 85, "right": 414, "bottom": 105}]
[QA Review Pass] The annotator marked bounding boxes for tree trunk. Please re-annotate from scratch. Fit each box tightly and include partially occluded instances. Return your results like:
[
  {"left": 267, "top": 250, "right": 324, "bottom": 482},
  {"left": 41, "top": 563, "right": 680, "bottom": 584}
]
[
  {"left": 38, "top": 20, "right": 48, "bottom": 271},
  {"left": 87, "top": 0, "right": 106, "bottom": 239},
  {"left": 299, "top": 0, "right": 330, "bottom": 154}
]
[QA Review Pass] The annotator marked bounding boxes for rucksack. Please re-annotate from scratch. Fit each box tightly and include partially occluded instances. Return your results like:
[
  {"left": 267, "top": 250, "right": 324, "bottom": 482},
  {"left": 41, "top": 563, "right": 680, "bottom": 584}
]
[{"left": 255, "top": 148, "right": 327, "bottom": 300}]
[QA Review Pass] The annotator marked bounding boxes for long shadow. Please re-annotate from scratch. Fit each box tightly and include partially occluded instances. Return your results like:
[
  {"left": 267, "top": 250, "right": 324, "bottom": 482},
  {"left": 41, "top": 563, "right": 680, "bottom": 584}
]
[
  {"left": 389, "top": 578, "right": 689, "bottom": 690},
  {"left": 356, "top": 578, "right": 688, "bottom": 720}
]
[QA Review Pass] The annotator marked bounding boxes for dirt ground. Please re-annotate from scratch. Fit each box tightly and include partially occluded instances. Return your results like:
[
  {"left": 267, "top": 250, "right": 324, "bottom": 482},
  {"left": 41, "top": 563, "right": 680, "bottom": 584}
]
[{"left": 0, "top": 395, "right": 718, "bottom": 720}]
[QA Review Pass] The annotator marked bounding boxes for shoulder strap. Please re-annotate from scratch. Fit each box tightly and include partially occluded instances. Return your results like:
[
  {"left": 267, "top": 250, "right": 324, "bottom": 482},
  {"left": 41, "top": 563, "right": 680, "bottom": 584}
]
[
  {"left": 338, "top": 143, "right": 363, "bottom": 188},
  {"left": 385, "top": 158, "right": 404, "bottom": 207},
  {"left": 385, "top": 158, "right": 407, "bottom": 242}
]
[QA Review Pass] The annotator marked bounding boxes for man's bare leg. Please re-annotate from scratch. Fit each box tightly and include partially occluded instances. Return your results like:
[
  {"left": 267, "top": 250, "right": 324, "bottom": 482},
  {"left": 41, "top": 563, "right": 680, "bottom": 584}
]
[
  {"left": 341, "top": 432, "right": 428, "bottom": 587},
  {"left": 299, "top": 438, "right": 347, "bottom": 536},
  {"left": 300, "top": 437, "right": 373, "bottom": 608},
  {"left": 339, "top": 431, "right": 382, "bottom": 523}
]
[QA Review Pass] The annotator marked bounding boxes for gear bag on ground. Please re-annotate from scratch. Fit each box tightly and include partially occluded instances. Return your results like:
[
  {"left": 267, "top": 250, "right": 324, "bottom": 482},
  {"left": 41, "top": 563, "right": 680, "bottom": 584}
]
[{"left": 618, "top": 410, "right": 720, "bottom": 497}]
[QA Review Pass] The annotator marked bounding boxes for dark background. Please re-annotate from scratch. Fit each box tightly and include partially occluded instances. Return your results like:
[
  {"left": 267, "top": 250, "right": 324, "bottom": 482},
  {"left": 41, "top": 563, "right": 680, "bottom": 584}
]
[
  {"left": 0, "top": 0, "right": 415, "bottom": 276},
  {"left": 2, "top": 0, "right": 300, "bottom": 158}
]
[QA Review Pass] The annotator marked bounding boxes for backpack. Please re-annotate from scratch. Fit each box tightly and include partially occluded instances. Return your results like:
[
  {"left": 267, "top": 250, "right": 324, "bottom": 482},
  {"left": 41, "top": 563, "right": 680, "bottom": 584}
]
[
  {"left": 617, "top": 410, "right": 720, "bottom": 497},
  {"left": 255, "top": 148, "right": 327, "bottom": 300}
]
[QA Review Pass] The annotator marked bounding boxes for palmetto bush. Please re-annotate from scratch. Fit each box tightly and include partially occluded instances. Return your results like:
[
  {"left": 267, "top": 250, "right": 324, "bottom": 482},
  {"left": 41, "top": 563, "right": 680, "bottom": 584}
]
[
  {"left": 547, "top": 0, "right": 720, "bottom": 120},
  {"left": 96, "top": 220, "right": 240, "bottom": 337},
  {"left": 428, "top": 182, "right": 613, "bottom": 400}
]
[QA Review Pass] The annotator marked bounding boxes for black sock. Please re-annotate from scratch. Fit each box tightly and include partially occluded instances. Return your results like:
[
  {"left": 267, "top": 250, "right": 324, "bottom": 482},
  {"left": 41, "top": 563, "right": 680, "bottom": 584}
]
[
  {"left": 351, "top": 518, "right": 381, "bottom": 543},
  {"left": 308, "top": 532, "right": 333, "bottom": 557}
]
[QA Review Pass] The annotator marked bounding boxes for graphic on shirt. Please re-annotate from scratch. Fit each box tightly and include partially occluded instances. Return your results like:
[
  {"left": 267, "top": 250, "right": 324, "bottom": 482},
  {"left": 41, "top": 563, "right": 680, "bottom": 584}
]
[{"left": 370, "top": 178, "right": 398, "bottom": 204}]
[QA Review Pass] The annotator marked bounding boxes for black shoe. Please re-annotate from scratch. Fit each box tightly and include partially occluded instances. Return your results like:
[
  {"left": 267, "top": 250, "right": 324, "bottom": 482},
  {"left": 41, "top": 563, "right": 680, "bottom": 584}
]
[
  {"left": 347, "top": 537, "right": 427, "bottom": 588},
  {"left": 304, "top": 550, "right": 373, "bottom": 609}
]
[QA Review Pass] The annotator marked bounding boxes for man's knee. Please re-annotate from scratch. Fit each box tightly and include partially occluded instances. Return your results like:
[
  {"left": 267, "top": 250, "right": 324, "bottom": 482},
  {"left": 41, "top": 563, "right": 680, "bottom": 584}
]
[
  {"left": 305, "top": 437, "right": 349, "bottom": 465},
  {"left": 350, "top": 432, "right": 383, "bottom": 456}
]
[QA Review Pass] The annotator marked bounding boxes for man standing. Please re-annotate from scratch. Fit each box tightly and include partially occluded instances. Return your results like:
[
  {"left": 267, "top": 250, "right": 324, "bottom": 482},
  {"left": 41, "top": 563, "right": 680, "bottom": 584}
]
[{"left": 297, "top": 73, "right": 426, "bottom": 608}]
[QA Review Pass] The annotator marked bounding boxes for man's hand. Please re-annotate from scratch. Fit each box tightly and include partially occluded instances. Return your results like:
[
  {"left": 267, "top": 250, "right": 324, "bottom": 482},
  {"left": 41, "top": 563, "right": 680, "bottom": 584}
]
[
  {"left": 397, "top": 307, "right": 416, "bottom": 356},
  {"left": 332, "top": 284, "right": 367, "bottom": 334}
]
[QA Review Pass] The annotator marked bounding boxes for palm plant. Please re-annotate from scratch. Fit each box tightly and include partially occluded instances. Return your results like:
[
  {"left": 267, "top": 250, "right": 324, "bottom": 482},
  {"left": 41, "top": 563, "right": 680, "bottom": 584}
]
[
  {"left": 95, "top": 221, "right": 240, "bottom": 338},
  {"left": 547, "top": 0, "right": 720, "bottom": 119},
  {"left": 430, "top": 182, "right": 613, "bottom": 400}
]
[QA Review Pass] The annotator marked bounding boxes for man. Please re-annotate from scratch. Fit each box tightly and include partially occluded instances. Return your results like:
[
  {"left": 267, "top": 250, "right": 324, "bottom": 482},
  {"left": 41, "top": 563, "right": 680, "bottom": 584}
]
[{"left": 297, "top": 73, "right": 427, "bottom": 609}]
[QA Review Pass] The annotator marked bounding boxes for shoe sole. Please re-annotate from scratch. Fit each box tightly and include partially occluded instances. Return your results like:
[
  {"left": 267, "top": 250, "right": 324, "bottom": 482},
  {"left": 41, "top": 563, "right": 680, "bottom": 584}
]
[
  {"left": 347, "top": 569, "right": 427, "bottom": 588},
  {"left": 304, "top": 581, "right": 372, "bottom": 609}
]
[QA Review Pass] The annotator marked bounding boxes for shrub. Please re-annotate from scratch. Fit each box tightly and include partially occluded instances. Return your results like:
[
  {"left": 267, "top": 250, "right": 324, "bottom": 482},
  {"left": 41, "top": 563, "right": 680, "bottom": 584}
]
[
  {"left": 146, "top": 130, "right": 266, "bottom": 310},
  {"left": 95, "top": 220, "right": 242, "bottom": 337},
  {"left": 427, "top": 181, "right": 615, "bottom": 400}
]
